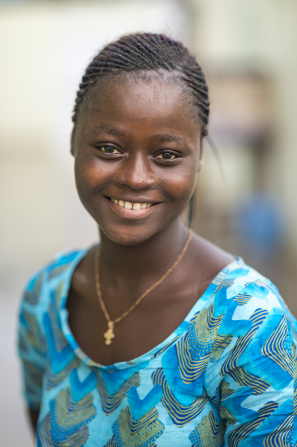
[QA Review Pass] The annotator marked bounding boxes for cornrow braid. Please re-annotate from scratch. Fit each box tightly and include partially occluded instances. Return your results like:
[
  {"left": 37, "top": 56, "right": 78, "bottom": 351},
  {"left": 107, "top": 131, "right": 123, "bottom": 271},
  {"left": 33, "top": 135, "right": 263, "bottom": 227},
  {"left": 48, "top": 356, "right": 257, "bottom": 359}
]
[{"left": 72, "top": 33, "right": 210, "bottom": 137}]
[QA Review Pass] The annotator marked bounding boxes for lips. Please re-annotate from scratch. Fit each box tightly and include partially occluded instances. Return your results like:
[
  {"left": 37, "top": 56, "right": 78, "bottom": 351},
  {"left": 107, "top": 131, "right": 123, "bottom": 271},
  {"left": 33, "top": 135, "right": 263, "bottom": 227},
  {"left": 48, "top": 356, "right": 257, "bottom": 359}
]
[
  {"left": 110, "top": 198, "right": 153, "bottom": 210},
  {"left": 105, "top": 196, "right": 159, "bottom": 220}
]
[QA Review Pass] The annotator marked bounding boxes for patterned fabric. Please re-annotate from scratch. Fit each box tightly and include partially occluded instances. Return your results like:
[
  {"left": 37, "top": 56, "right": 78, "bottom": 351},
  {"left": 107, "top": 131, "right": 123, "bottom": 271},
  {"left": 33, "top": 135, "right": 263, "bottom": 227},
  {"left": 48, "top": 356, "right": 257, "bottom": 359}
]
[{"left": 18, "top": 249, "right": 297, "bottom": 446}]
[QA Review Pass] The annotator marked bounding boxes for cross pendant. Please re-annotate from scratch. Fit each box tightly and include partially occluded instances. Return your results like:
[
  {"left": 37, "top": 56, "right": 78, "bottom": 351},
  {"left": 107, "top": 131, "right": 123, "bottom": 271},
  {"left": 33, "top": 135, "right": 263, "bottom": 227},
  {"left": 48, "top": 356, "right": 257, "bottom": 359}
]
[{"left": 104, "top": 322, "right": 115, "bottom": 345}]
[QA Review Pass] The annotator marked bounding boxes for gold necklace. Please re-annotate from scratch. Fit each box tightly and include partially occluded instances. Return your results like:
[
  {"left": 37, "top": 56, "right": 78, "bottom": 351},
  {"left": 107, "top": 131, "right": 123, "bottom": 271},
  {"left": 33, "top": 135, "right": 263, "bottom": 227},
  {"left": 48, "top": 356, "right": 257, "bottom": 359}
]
[{"left": 95, "top": 229, "right": 193, "bottom": 345}]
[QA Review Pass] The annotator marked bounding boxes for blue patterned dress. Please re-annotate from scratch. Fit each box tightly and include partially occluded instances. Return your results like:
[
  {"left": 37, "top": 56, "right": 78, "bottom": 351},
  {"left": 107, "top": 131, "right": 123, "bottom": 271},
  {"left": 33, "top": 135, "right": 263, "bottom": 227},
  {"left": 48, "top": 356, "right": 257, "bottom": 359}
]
[{"left": 18, "top": 249, "right": 297, "bottom": 446}]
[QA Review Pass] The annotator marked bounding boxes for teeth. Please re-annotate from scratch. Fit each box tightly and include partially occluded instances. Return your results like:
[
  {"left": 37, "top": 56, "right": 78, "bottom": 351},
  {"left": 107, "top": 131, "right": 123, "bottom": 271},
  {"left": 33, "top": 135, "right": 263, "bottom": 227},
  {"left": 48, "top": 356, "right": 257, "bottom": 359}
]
[{"left": 111, "top": 198, "right": 152, "bottom": 209}]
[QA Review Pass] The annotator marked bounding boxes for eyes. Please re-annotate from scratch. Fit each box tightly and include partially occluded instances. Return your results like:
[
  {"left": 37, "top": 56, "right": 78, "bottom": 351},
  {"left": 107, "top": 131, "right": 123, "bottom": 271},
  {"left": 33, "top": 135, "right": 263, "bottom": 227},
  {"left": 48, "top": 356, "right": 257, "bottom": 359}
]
[
  {"left": 96, "top": 145, "right": 178, "bottom": 161},
  {"left": 99, "top": 146, "right": 121, "bottom": 155},
  {"left": 156, "top": 152, "right": 177, "bottom": 160}
]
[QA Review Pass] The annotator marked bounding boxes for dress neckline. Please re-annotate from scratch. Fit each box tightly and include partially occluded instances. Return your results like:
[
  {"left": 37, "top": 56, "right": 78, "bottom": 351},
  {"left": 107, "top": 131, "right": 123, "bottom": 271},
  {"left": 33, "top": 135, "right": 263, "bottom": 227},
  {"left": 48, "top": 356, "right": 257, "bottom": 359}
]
[{"left": 58, "top": 247, "right": 244, "bottom": 370}]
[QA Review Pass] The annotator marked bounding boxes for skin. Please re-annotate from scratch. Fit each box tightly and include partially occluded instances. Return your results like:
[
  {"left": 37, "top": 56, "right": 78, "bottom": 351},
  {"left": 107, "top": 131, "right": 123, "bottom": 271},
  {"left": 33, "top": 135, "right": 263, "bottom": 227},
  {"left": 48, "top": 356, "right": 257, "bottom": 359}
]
[
  {"left": 28, "top": 75, "right": 234, "bottom": 432},
  {"left": 73, "top": 77, "right": 202, "bottom": 246}
]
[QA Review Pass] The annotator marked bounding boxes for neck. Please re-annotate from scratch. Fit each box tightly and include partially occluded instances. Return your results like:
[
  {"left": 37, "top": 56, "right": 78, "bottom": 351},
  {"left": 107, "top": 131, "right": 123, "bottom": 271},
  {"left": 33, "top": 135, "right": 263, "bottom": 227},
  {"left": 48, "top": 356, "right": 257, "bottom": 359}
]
[{"left": 99, "top": 219, "right": 189, "bottom": 282}]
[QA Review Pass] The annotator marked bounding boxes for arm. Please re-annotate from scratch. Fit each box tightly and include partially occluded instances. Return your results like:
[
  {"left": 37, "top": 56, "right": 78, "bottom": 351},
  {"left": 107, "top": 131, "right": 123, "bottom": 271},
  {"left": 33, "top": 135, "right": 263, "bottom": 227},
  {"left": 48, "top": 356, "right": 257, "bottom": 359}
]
[
  {"left": 27, "top": 407, "right": 39, "bottom": 435},
  {"left": 18, "top": 270, "right": 46, "bottom": 434},
  {"left": 221, "top": 285, "right": 294, "bottom": 444},
  {"left": 206, "top": 279, "right": 295, "bottom": 446}
]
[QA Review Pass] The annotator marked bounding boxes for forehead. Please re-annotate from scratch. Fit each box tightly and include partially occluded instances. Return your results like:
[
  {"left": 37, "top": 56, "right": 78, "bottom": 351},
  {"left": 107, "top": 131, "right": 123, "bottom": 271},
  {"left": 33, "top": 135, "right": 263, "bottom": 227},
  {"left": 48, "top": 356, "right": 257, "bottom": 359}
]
[{"left": 77, "top": 73, "right": 201, "bottom": 139}]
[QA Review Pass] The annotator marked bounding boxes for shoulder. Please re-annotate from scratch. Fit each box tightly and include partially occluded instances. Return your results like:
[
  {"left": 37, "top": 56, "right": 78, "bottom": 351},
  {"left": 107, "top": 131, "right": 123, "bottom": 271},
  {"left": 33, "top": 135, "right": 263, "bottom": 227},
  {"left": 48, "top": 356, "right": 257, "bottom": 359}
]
[
  {"left": 201, "top": 261, "right": 296, "bottom": 441},
  {"left": 211, "top": 259, "right": 297, "bottom": 342},
  {"left": 20, "top": 248, "right": 87, "bottom": 311},
  {"left": 216, "top": 258, "right": 292, "bottom": 310}
]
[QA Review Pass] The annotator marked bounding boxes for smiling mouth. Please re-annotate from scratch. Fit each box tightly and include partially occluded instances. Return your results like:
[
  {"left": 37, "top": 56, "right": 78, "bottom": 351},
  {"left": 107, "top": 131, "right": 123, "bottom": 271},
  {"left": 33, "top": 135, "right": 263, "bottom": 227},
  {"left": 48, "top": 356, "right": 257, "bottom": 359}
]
[{"left": 109, "top": 198, "right": 154, "bottom": 210}]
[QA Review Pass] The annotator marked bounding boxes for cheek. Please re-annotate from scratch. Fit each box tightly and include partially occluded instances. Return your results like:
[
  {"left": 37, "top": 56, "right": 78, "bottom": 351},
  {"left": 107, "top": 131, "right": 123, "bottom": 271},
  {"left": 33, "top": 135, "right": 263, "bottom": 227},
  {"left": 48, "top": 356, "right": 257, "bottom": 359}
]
[
  {"left": 74, "top": 157, "right": 103, "bottom": 215},
  {"left": 74, "top": 156, "right": 92, "bottom": 200},
  {"left": 164, "top": 168, "right": 197, "bottom": 205},
  {"left": 74, "top": 152, "right": 105, "bottom": 194}
]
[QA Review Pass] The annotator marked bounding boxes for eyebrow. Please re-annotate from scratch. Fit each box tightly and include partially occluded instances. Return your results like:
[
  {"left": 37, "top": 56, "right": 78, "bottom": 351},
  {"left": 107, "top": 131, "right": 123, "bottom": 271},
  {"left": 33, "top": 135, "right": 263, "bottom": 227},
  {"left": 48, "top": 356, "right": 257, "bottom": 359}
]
[
  {"left": 87, "top": 124, "right": 131, "bottom": 138},
  {"left": 149, "top": 133, "right": 188, "bottom": 146},
  {"left": 87, "top": 125, "right": 188, "bottom": 146}
]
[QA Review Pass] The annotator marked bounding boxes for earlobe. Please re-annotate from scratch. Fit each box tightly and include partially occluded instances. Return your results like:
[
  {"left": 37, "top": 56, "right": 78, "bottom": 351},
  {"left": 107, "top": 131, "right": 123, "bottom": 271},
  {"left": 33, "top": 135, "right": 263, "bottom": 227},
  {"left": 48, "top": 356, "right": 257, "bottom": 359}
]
[
  {"left": 197, "top": 159, "right": 204, "bottom": 172},
  {"left": 70, "top": 129, "right": 76, "bottom": 156},
  {"left": 197, "top": 143, "right": 204, "bottom": 172}
]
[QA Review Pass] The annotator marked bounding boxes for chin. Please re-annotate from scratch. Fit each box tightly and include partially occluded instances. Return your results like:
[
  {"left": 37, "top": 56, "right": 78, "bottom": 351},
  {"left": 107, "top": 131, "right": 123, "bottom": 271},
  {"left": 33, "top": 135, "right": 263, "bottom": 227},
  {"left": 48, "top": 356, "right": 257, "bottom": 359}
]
[{"left": 103, "top": 227, "right": 152, "bottom": 246}]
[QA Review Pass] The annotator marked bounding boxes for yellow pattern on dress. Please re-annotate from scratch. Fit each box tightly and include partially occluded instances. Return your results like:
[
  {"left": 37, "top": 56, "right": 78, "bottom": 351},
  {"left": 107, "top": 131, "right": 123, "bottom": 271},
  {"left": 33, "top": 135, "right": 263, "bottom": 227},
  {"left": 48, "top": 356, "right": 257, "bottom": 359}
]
[
  {"left": 177, "top": 305, "right": 224, "bottom": 383},
  {"left": 189, "top": 410, "right": 224, "bottom": 447},
  {"left": 114, "top": 406, "right": 164, "bottom": 447},
  {"left": 261, "top": 316, "right": 294, "bottom": 377},
  {"left": 96, "top": 370, "right": 141, "bottom": 415}
]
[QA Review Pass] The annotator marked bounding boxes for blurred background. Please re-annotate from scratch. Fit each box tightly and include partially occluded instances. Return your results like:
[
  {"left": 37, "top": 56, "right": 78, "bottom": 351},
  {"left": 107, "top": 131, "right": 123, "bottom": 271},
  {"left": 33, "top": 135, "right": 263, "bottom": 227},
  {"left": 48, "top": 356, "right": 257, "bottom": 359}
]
[{"left": 1, "top": 0, "right": 297, "bottom": 444}]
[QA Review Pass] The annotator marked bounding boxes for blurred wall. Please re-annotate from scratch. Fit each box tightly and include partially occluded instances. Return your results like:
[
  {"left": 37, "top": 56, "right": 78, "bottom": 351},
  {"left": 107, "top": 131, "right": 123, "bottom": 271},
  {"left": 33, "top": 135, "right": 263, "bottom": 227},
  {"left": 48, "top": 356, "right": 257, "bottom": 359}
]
[{"left": 191, "top": 0, "right": 297, "bottom": 259}]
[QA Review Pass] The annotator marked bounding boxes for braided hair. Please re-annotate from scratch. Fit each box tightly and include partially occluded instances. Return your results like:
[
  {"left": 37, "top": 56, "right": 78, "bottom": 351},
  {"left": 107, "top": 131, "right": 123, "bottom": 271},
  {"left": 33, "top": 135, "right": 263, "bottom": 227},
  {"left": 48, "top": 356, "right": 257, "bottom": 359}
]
[{"left": 72, "top": 33, "right": 210, "bottom": 137}]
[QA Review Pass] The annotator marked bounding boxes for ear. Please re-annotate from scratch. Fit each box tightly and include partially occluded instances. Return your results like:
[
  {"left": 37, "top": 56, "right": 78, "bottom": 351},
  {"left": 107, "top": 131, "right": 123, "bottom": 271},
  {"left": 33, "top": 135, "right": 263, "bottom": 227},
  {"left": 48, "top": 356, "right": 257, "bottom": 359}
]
[
  {"left": 197, "top": 140, "right": 204, "bottom": 172},
  {"left": 70, "top": 128, "right": 76, "bottom": 156},
  {"left": 197, "top": 159, "right": 204, "bottom": 172}
]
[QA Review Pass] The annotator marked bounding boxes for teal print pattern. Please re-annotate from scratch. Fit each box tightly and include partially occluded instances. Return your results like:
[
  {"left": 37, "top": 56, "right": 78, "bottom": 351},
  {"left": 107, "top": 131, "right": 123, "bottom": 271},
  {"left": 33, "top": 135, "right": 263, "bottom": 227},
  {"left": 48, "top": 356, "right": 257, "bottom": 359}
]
[
  {"left": 96, "top": 369, "right": 141, "bottom": 415},
  {"left": 189, "top": 410, "right": 224, "bottom": 447},
  {"left": 18, "top": 250, "right": 297, "bottom": 446},
  {"left": 107, "top": 384, "right": 164, "bottom": 447},
  {"left": 152, "top": 367, "right": 208, "bottom": 427},
  {"left": 107, "top": 404, "right": 164, "bottom": 446},
  {"left": 23, "top": 271, "right": 43, "bottom": 305},
  {"left": 37, "top": 388, "right": 96, "bottom": 446}
]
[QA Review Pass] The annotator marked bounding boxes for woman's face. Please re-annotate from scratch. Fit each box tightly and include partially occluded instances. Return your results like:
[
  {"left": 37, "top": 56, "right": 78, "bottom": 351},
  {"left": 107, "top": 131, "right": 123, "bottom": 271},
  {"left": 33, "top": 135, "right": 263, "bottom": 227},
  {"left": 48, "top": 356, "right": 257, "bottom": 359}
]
[{"left": 72, "top": 76, "right": 203, "bottom": 246}]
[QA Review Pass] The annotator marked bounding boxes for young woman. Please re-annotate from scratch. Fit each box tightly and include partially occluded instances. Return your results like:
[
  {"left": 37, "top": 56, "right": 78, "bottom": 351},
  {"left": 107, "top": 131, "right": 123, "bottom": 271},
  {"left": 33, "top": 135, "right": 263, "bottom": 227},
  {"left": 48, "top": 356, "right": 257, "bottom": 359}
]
[{"left": 18, "top": 33, "right": 296, "bottom": 446}]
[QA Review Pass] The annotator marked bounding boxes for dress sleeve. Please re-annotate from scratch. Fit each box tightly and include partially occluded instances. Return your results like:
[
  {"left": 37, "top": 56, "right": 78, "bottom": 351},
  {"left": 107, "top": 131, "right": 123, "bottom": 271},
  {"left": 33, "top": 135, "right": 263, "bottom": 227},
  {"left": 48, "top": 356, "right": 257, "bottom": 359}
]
[
  {"left": 208, "top": 280, "right": 296, "bottom": 446},
  {"left": 18, "top": 269, "right": 47, "bottom": 410}
]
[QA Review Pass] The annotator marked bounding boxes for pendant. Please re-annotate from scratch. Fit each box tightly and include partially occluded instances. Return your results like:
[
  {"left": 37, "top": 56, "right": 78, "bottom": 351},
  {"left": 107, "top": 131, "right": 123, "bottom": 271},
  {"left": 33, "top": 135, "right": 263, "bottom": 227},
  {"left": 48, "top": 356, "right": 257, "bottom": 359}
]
[{"left": 104, "top": 321, "right": 115, "bottom": 345}]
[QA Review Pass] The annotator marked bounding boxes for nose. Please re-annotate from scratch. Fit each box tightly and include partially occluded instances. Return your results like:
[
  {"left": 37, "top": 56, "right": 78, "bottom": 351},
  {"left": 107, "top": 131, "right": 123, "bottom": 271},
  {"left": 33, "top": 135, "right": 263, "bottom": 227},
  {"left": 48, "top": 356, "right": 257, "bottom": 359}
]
[{"left": 115, "top": 153, "right": 157, "bottom": 190}]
